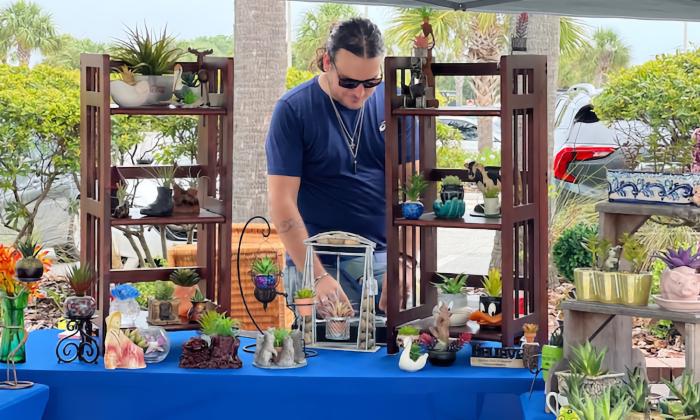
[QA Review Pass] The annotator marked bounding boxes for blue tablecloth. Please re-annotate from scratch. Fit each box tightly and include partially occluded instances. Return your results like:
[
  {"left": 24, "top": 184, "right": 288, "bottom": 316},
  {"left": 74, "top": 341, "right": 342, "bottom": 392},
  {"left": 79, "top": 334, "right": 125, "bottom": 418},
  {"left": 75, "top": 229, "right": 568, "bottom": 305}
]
[
  {"left": 0, "top": 383, "right": 49, "bottom": 420},
  {"left": 520, "top": 392, "right": 556, "bottom": 420},
  {"left": 18, "top": 330, "right": 543, "bottom": 420}
]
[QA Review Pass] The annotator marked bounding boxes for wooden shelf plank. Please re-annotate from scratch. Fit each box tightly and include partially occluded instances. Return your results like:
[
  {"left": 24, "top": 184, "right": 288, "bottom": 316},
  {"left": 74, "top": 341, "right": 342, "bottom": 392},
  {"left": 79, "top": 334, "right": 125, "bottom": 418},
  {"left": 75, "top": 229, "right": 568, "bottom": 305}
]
[
  {"left": 596, "top": 200, "right": 700, "bottom": 220},
  {"left": 562, "top": 300, "right": 700, "bottom": 323},
  {"left": 116, "top": 165, "right": 206, "bottom": 179},
  {"left": 110, "top": 266, "right": 204, "bottom": 283},
  {"left": 395, "top": 212, "right": 501, "bottom": 230},
  {"left": 162, "top": 322, "right": 200, "bottom": 332},
  {"left": 110, "top": 105, "right": 226, "bottom": 116},
  {"left": 392, "top": 107, "right": 500, "bottom": 117},
  {"left": 111, "top": 209, "right": 225, "bottom": 226}
]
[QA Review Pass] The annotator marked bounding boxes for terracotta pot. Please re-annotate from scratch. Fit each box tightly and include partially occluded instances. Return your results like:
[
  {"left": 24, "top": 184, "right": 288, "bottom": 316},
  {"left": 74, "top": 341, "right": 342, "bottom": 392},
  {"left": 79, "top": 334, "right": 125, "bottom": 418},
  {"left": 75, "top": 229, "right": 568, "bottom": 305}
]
[
  {"left": 294, "top": 297, "right": 314, "bottom": 317},
  {"left": 524, "top": 332, "right": 536, "bottom": 343},
  {"left": 173, "top": 285, "right": 196, "bottom": 320}
]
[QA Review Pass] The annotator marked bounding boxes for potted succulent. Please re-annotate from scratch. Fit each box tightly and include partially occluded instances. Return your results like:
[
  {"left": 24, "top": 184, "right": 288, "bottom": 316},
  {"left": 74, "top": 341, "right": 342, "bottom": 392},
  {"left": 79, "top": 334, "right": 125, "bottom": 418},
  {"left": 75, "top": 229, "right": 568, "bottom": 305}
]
[
  {"left": 111, "top": 25, "right": 184, "bottom": 106},
  {"left": 482, "top": 185, "right": 500, "bottom": 216},
  {"left": 657, "top": 246, "right": 700, "bottom": 304},
  {"left": 617, "top": 233, "right": 652, "bottom": 306},
  {"left": 400, "top": 173, "right": 429, "bottom": 220},
  {"left": 555, "top": 341, "right": 624, "bottom": 399},
  {"left": 63, "top": 265, "right": 97, "bottom": 319},
  {"left": 511, "top": 12, "right": 528, "bottom": 52},
  {"left": 418, "top": 331, "right": 472, "bottom": 367},
  {"left": 179, "top": 310, "right": 242, "bottom": 369},
  {"left": 575, "top": 233, "right": 611, "bottom": 302},
  {"left": 251, "top": 256, "right": 281, "bottom": 307},
  {"left": 271, "top": 328, "right": 290, "bottom": 363},
  {"left": 661, "top": 370, "right": 700, "bottom": 420},
  {"left": 15, "top": 239, "right": 44, "bottom": 281},
  {"left": 567, "top": 385, "right": 632, "bottom": 420},
  {"left": 433, "top": 175, "right": 466, "bottom": 219},
  {"left": 396, "top": 325, "right": 421, "bottom": 349},
  {"left": 174, "top": 71, "right": 201, "bottom": 105},
  {"left": 624, "top": 367, "right": 664, "bottom": 420},
  {"left": 541, "top": 327, "right": 564, "bottom": 381},
  {"left": 432, "top": 273, "right": 470, "bottom": 326},
  {"left": 479, "top": 267, "right": 502, "bottom": 317},
  {"left": 147, "top": 280, "right": 180, "bottom": 325},
  {"left": 521, "top": 323, "right": 540, "bottom": 370},
  {"left": 293, "top": 288, "right": 315, "bottom": 317},
  {"left": 112, "top": 182, "right": 130, "bottom": 219},
  {"left": 170, "top": 268, "right": 201, "bottom": 320},
  {"left": 187, "top": 286, "right": 209, "bottom": 322},
  {"left": 316, "top": 292, "right": 353, "bottom": 341}
]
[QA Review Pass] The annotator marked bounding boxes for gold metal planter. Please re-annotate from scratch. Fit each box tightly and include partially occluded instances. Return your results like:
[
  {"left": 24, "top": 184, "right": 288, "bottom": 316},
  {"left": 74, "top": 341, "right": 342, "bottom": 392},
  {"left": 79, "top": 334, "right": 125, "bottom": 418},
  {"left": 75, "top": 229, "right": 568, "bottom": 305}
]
[
  {"left": 616, "top": 272, "right": 652, "bottom": 306},
  {"left": 573, "top": 268, "right": 598, "bottom": 301},
  {"left": 594, "top": 271, "right": 619, "bottom": 304}
]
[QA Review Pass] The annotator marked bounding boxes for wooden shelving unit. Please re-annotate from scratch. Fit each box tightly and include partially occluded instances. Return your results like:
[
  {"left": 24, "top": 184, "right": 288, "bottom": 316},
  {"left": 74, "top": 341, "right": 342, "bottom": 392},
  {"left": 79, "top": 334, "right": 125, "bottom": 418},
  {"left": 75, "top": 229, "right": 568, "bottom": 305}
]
[
  {"left": 79, "top": 54, "right": 233, "bottom": 335},
  {"left": 384, "top": 55, "right": 549, "bottom": 354}
]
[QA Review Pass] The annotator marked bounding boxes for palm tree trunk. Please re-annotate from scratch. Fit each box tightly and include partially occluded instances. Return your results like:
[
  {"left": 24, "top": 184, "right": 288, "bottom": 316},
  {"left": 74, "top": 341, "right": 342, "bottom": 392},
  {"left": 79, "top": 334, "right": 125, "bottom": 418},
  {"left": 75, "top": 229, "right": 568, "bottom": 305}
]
[
  {"left": 17, "top": 45, "right": 30, "bottom": 66},
  {"left": 233, "top": 0, "right": 287, "bottom": 222}
]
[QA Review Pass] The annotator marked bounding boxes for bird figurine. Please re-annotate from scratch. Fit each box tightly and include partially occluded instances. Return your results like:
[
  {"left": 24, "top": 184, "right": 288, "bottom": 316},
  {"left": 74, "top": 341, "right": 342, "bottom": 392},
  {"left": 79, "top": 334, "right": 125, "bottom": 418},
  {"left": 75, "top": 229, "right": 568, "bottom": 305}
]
[{"left": 398, "top": 337, "right": 428, "bottom": 373}]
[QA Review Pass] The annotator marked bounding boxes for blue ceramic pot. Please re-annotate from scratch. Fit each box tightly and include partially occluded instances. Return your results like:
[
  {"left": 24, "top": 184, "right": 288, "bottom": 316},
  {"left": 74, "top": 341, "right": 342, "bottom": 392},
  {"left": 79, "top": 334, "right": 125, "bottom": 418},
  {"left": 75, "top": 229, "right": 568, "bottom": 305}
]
[{"left": 402, "top": 201, "right": 424, "bottom": 220}]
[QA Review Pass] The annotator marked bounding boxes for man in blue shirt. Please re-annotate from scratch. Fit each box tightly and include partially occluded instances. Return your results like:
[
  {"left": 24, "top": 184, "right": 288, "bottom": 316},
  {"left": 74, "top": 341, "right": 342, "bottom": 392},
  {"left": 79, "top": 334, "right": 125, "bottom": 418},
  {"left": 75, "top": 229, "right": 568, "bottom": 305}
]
[{"left": 265, "top": 18, "right": 389, "bottom": 313}]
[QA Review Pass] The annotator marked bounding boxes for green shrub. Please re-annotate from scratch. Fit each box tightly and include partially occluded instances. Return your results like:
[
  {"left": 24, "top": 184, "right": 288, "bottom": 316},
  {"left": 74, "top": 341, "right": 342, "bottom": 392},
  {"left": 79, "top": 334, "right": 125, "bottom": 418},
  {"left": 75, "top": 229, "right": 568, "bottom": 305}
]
[
  {"left": 553, "top": 223, "right": 597, "bottom": 281},
  {"left": 133, "top": 281, "right": 157, "bottom": 308}
]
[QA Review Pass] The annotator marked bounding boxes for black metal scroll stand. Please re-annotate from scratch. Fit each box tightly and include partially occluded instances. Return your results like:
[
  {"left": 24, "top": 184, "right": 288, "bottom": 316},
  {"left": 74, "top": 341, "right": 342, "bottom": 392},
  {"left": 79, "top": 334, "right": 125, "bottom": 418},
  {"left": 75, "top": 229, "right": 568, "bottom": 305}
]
[
  {"left": 236, "top": 216, "right": 317, "bottom": 358},
  {"left": 56, "top": 317, "right": 99, "bottom": 364}
]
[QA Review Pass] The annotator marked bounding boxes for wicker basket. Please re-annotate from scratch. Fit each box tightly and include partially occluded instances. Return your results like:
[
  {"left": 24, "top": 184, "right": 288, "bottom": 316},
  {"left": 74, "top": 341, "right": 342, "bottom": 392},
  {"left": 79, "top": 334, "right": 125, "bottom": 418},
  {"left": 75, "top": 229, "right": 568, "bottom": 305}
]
[{"left": 230, "top": 223, "right": 294, "bottom": 331}]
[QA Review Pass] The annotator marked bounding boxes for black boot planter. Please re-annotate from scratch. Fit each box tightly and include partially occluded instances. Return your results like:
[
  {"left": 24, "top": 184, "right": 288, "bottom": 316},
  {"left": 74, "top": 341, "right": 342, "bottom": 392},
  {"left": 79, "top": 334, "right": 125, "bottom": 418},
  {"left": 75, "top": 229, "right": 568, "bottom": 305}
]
[{"left": 140, "top": 187, "right": 173, "bottom": 217}]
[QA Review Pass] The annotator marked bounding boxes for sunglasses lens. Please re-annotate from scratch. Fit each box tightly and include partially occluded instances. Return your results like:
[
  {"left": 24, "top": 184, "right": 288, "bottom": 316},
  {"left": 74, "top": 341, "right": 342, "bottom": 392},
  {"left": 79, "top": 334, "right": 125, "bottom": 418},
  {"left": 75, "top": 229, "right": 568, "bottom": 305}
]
[
  {"left": 338, "top": 79, "right": 361, "bottom": 89},
  {"left": 363, "top": 79, "right": 382, "bottom": 88}
]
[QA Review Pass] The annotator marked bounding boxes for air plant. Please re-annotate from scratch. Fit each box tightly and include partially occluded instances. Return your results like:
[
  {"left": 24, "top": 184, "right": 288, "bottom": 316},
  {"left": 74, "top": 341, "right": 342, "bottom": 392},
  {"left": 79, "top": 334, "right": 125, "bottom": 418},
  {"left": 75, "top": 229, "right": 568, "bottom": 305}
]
[
  {"left": 401, "top": 173, "right": 429, "bottom": 202},
  {"left": 66, "top": 264, "right": 95, "bottom": 297},
  {"left": 198, "top": 310, "right": 240, "bottom": 337},
  {"left": 316, "top": 291, "right": 353, "bottom": 319}
]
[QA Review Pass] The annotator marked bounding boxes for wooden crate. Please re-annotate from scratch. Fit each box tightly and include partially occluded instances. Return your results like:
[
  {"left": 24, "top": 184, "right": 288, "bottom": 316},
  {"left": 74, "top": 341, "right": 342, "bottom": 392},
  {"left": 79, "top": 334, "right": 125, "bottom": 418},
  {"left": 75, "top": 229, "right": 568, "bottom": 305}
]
[{"left": 230, "top": 223, "right": 294, "bottom": 331}]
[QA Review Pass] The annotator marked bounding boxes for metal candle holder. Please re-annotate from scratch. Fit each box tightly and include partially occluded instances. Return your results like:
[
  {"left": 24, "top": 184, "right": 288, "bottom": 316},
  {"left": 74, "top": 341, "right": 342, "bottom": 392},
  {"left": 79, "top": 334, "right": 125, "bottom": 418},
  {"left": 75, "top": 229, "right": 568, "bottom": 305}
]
[{"left": 56, "top": 317, "right": 99, "bottom": 364}]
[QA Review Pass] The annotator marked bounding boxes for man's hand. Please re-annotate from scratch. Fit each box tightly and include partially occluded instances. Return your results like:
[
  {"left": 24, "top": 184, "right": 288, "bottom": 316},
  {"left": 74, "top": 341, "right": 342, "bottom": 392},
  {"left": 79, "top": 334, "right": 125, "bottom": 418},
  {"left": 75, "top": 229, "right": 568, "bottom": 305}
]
[{"left": 316, "top": 275, "right": 354, "bottom": 316}]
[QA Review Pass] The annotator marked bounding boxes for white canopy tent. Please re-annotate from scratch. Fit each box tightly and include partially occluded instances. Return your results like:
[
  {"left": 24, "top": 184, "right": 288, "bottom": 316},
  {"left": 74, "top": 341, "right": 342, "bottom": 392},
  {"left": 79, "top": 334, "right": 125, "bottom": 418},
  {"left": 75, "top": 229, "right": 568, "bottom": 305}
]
[{"left": 299, "top": 0, "right": 700, "bottom": 21}]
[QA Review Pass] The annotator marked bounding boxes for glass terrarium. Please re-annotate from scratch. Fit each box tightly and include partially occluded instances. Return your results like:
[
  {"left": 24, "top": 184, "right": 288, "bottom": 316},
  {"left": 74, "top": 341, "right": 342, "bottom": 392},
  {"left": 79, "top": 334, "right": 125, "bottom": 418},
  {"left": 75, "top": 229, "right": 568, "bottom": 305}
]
[
  {"left": 137, "top": 326, "right": 170, "bottom": 363},
  {"left": 325, "top": 317, "right": 350, "bottom": 341}
]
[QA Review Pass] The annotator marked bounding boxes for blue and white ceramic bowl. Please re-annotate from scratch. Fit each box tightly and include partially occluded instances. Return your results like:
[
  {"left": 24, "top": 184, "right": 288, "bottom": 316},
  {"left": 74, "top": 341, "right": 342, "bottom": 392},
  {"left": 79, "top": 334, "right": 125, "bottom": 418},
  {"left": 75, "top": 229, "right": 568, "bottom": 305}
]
[
  {"left": 402, "top": 201, "right": 424, "bottom": 220},
  {"left": 607, "top": 170, "right": 700, "bottom": 205}
]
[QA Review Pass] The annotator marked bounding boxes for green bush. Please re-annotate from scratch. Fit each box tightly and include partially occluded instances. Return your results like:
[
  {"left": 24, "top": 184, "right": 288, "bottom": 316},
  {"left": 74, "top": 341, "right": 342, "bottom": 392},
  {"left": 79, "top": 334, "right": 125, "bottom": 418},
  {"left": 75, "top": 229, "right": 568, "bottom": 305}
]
[
  {"left": 133, "top": 281, "right": 157, "bottom": 308},
  {"left": 553, "top": 223, "right": 597, "bottom": 281}
]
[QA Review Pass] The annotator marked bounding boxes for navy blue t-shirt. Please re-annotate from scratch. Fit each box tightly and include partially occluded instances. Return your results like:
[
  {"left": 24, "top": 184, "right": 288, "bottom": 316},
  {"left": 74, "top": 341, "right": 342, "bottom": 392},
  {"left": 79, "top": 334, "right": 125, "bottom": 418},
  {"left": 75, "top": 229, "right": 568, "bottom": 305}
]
[{"left": 265, "top": 77, "right": 388, "bottom": 255}]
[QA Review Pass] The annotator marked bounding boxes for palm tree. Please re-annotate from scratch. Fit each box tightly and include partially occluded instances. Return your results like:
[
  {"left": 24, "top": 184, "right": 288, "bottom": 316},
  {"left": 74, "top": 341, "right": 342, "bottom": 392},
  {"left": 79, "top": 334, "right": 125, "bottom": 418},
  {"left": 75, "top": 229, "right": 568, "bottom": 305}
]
[
  {"left": 233, "top": 0, "right": 287, "bottom": 221},
  {"left": 0, "top": 0, "right": 59, "bottom": 66},
  {"left": 292, "top": 3, "right": 359, "bottom": 71},
  {"left": 559, "top": 27, "right": 630, "bottom": 88}
]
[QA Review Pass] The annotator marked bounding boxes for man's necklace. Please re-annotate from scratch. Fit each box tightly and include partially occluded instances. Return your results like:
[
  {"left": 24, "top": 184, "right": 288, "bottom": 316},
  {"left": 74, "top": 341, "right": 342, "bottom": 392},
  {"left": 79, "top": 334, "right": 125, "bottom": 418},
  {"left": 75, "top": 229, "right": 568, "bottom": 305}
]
[{"left": 325, "top": 78, "right": 365, "bottom": 174}]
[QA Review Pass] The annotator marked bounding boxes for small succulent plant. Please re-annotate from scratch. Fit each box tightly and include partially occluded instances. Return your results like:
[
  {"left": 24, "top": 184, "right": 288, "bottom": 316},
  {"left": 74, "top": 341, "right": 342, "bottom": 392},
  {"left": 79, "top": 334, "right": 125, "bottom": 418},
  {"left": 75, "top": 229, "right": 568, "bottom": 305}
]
[
  {"left": 434, "top": 273, "right": 467, "bottom": 294},
  {"left": 624, "top": 367, "right": 650, "bottom": 413},
  {"left": 251, "top": 256, "right": 280, "bottom": 276},
  {"left": 271, "top": 328, "right": 290, "bottom": 347},
  {"left": 198, "top": 310, "right": 240, "bottom": 337},
  {"left": 569, "top": 341, "right": 608, "bottom": 377},
  {"left": 154, "top": 280, "right": 174, "bottom": 301},
  {"left": 658, "top": 246, "right": 700, "bottom": 270},
  {"left": 66, "top": 264, "right": 95, "bottom": 297},
  {"left": 663, "top": 370, "right": 700, "bottom": 418},
  {"left": 181, "top": 72, "right": 199, "bottom": 87},
  {"left": 169, "top": 268, "right": 201, "bottom": 287},
  {"left": 294, "top": 288, "right": 315, "bottom": 299},
  {"left": 17, "top": 238, "right": 41, "bottom": 258},
  {"left": 191, "top": 286, "right": 206, "bottom": 303},
  {"left": 483, "top": 185, "right": 500, "bottom": 198},
  {"left": 441, "top": 175, "right": 462, "bottom": 186},
  {"left": 620, "top": 233, "right": 647, "bottom": 273},
  {"left": 316, "top": 292, "right": 353, "bottom": 319},
  {"left": 482, "top": 268, "right": 502, "bottom": 297},
  {"left": 401, "top": 173, "right": 429, "bottom": 202}
]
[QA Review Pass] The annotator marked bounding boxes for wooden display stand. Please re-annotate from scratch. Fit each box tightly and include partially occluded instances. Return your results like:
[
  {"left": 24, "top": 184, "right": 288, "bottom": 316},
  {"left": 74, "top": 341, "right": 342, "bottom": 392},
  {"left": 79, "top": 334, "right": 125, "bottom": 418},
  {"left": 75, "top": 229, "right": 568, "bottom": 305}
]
[
  {"left": 384, "top": 55, "right": 549, "bottom": 354},
  {"left": 79, "top": 53, "right": 233, "bottom": 335}
]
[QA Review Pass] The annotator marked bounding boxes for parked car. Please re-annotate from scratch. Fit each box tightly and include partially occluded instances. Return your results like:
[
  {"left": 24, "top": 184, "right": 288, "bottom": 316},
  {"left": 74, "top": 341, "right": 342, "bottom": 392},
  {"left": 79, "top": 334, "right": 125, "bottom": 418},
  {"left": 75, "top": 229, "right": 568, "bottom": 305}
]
[
  {"left": 553, "top": 84, "right": 631, "bottom": 199},
  {"left": 437, "top": 115, "right": 501, "bottom": 153}
]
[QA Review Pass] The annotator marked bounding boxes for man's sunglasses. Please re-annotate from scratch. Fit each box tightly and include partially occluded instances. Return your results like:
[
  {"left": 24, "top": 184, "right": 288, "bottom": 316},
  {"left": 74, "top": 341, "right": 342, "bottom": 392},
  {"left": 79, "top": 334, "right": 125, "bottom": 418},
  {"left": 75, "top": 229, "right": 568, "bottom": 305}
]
[{"left": 333, "top": 63, "right": 383, "bottom": 89}]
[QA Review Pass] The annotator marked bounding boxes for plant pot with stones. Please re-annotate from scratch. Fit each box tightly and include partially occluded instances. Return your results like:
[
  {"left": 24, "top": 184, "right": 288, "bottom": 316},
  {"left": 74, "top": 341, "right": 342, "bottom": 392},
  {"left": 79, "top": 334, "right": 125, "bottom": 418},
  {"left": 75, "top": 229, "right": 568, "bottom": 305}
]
[{"left": 63, "top": 264, "right": 97, "bottom": 318}]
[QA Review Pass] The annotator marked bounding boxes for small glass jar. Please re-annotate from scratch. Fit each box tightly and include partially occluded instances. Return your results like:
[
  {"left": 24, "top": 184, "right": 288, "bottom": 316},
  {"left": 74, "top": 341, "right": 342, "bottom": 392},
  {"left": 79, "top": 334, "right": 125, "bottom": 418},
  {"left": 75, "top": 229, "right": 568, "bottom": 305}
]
[
  {"left": 111, "top": 298, "right": 140, "bottom": 327},
  {"left": 138, "top": 326, "right": 170, "bottom": 363},
  {"left": 325, "top": 317, "right": 350, "bottom": 341}
]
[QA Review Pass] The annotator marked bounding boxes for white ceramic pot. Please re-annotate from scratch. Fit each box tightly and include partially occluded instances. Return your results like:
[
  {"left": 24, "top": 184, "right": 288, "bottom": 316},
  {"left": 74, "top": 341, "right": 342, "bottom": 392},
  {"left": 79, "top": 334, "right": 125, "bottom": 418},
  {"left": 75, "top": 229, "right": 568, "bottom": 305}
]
[
  {"left": 607, "top": 169, "right": 700, "bottom": 205},
  {"left": 483, "top": 197, "right": 500, "bottom": 215},
  {"left": 136, "top": 75, "right": 174, "bottom": 104},
  {"left": 110, "top": 80, "right": 150, "bottom": 107}
]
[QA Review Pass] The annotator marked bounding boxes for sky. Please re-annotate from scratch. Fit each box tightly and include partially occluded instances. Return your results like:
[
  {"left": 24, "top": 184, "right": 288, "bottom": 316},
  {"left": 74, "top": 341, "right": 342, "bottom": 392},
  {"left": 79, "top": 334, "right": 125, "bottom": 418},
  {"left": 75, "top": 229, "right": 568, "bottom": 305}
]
[{"left": 3, "top": 0, "right": 700, "bottom": 65}]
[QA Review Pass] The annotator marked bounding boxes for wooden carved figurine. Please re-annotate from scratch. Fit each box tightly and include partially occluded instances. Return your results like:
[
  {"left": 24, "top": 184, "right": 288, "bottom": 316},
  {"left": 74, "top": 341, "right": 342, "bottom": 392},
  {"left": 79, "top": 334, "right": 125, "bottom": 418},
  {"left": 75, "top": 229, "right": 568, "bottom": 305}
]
[
  {"left": 430, "top": 302, "right": 451, "bottom": 345},
  {"left": 420, "top": 17, "right": 439, "bottom": 108},
  {"left": 187, "top": 48, "right": 213, "bottom": 106}
]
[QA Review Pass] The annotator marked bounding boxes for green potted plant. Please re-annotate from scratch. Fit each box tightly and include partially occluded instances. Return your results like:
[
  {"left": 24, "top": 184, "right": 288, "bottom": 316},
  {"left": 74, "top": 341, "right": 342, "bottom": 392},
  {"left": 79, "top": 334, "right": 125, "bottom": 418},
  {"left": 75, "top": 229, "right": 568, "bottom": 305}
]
[
  {"left": 111, "top": 25, "right": 184, "bottom": 106},
  {"left": 480, "top": 267, "right": 502, "bottom": 317},
  {"left": 400, "top": 173, "right": 428, "bottom": 220},
  {"left": 541, "top": 327, "right": 564, "bottom": 381},
  {"left": 624, "top": 367, "right": 664, "bottom": 420},
  {"left": 63, "top": 265, "right": 97, "bottom": 319},
  {"left": 567, "top": 386, "right": 632, "bottom": 420},
  {"left": 147, "top": 280, "right": 179, "bottom": 325},
  {"left": 617, "top": 233, "right": 652, "bottom": 306},
  {"left": 482, "top": 185, "right": 500, "bottom": 216},
  {"left": 575, "top": 233, "right": 610, "bottom": 302},
  {"left": 396, "top": 325, "right": 421, "bottom": 349},
  {"left": 661, "top": 370, "right": 700, "bottom": 420},
  {"left": 15, "top": 239, "right": 44, "bottom": 281},
  {"left": 432, "top": 273, "right": 471, "bottom": 325},
  {"left": 433, "top": 175, "right": 466, "bottom": 219},
  {"left": 439, "top": 175, "right": 464, "bottom": 202},
  {"left": 316, "top": 292, "right": 353, "bottom": 341},
  {"left": 271, "top": 327, "right": 290, "bottom": 363},
  {"left": 187, "top": 286, "right": 209, "bottom": 322},
  {"left": 112, "top": 181, "right": 131, "bottom": 219},
  {"left": 179, "top": 310, "right": 242, "bottom": 369},
  {"left": 169, "top": 268, "right": 201, "bottom": 320},
  {"left": 293, "top": 288, "right": 315, "bottom": 317},
  {"left": 555, "top": 341, "right": 624, "bottom": 399}
]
